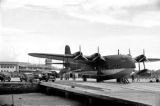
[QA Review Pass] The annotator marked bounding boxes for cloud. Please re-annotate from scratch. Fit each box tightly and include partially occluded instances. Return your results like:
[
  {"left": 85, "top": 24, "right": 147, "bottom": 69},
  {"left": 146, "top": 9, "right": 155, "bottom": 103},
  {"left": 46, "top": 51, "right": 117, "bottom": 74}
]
[
  {"left": 65, "top": 0, "right": 160, "bottom": 27},
  {"left": 0, "top": 45, "right": 19, "bottom": 61},
  {"left": 1, "top": 0, "right": 86, "bottom": 9},
  {"left": 1, "top": 27, "right": 26, "bottom": 35},
  {"left": 0, "top": 27, "right": 27, "bottom": 61},
  {"left": 0, "top": 35, "right": 18, "bottom": 61},
  {"left": 2, "top": 0, "right": 160, "bottom": 27}
]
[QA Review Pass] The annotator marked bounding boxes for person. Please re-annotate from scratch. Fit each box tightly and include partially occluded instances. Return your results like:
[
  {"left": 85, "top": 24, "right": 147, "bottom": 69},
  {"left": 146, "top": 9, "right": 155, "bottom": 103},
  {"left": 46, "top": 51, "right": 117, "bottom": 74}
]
[
  {"left": 137, "top": 75, "right": 140, "bottom": 82},
  {"left": 73, "top": 73, "right": 76, "bottom": 80},
  {"left": 131, "top": 75, "right": 135, "bottom": 82}
]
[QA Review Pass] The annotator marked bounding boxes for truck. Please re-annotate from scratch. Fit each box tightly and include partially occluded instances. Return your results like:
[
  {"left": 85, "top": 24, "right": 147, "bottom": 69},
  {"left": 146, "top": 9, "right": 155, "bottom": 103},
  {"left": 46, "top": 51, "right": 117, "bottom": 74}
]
[{"left": 39, "top": 72, "right": 56, "bottom": 82}]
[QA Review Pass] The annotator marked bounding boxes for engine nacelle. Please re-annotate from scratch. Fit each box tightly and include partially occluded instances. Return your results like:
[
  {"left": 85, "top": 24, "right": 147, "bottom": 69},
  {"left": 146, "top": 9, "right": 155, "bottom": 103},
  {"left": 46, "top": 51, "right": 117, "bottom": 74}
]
[
  {"left": 72, "top": 51, "right": 88, "bottom": 61},
  {"left": 135, "top": 54, "right": 147, "bottom": 62},
  {"left": 88, "top": 53, "right": 105, "bottom": 62}
]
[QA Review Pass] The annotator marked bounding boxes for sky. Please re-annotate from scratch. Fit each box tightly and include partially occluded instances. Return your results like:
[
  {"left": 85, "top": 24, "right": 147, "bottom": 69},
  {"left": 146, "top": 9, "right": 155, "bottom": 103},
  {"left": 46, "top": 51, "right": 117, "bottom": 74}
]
[{"left": 1, "top": 0, "right": 160, "bottom": 70}]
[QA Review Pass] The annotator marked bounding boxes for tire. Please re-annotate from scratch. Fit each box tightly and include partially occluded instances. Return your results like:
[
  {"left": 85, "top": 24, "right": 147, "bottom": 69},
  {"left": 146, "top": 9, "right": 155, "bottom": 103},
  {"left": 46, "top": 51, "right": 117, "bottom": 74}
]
[
  {"left": 82, "top": 76, "right": 87, "bottom": 82},
  {"left": 156, "top": 79, "right": 159, "bottom": 82},
  {"left": 96, "top": 78, "right": 100, "bottom": 82},
  {"left": 117, "top": 78, "right": 121, "bottom": 83},
  {"left": 96, "top": 76, "right": 103, "bottom": 82}
]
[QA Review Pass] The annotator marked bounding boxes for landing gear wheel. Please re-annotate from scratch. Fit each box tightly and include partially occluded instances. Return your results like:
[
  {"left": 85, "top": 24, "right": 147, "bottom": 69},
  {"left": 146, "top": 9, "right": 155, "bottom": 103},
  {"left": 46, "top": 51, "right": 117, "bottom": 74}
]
[
  {"left": 83, "top": 76, "right": 87, "bottom": 82},
  {"left": 117, "top": 78, "right": 121, "bottom": 83},
  {"left": 96, "top": 77, "right": 100, "bottom": 82},
  {"left": 123, "top": 78, "right": 129, "bottom": 84},
  {"left": 117, "top": 78, "right": 129, "bottom": 84},
  {"left": 156, "top": 79, "right": 159, "bottom": 82},
  {"left": 150, "top": 80, "right": 153, "bottom": 83},
  {"left": 96, "top": 76, "right": 103, "bottom": 82}
]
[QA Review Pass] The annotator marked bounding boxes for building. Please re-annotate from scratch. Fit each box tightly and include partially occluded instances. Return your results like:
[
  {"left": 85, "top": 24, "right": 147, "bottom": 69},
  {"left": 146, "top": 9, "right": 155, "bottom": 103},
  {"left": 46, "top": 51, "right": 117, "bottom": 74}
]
[
  {"left": 0, "top": 61, "right": 56, "bottom": 73},
  {"left": 0, "top": 62, "right": 19, "bottom": 72}
]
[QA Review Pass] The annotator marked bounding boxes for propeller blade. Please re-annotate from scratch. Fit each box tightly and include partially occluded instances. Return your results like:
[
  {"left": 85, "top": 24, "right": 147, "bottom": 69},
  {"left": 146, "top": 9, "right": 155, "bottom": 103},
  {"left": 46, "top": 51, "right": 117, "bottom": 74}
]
[
  {"left": 98, "top": 46, "right": 99, "bottom": 54},
  {"left": 129, "top": 48, "right": 131, "bottom": 56},
  {"left": 143, "top": 49, "right": 145, "bottom": 55},
  {"left": 79, "top": 45, "right": 81, "bottom": 52},
  {"left": 118, "top": 49, "right": 120, "bottom": 55}
]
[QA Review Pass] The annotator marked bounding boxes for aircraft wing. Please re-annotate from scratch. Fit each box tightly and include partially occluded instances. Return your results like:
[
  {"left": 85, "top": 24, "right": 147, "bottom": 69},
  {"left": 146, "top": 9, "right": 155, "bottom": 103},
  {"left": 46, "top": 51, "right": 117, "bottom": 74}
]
[
  {"left": 147, "top": 58, "right": 160, "bottom": 62},
  {"left": 28, "top": 53, "right": 73, "bottom": 61},
  {"left": 134, "top": 55, "right": 160, "bottom": 62}
]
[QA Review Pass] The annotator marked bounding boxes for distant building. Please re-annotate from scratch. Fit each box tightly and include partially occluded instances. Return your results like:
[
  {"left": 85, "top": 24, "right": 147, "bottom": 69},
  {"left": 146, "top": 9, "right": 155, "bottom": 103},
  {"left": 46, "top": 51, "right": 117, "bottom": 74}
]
[
  {"left": 0, "top": 62, "right": 18, "bottom": 72},
  {"left": 45, "top": 59, "right": 52, "bottom": 66},
  {"left": 0, "top": 61, "right": 56, "bottom": 73}
]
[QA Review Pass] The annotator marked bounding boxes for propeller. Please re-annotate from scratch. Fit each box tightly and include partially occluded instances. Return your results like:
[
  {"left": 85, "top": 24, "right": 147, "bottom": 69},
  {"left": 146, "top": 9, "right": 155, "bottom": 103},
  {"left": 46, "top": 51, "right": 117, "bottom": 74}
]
[
  {"left": 135, "top": 49, "right": 147, "bottom": 71},
  {"left": 73, "top": 45, "right": 88, "bottom": 61},
  {"left": 91, "top": 47, "right": 105, "bottom": 62},
  {"left": 135, "top": 49, "right": 150, "bottom": 62}
]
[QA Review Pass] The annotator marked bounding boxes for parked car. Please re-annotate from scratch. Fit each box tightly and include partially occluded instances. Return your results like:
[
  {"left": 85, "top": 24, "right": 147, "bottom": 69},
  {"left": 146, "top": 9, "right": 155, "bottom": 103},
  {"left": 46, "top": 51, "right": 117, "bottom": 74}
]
[
  {"left": 0, "top": 73, "right": 11, "bottom": 82},
  {"left": 20, "top": 73, "right": 34, "bottom": 82},
  {"left": 39, "top": 72, "right": 56, "bottom": 82}
]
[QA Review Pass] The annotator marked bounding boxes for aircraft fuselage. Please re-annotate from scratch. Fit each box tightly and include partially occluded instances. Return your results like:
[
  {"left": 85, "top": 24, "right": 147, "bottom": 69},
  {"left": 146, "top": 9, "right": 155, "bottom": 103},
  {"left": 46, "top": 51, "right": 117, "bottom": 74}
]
[{"left": 66, "top": 55, "right": 136, "bottom": 80}]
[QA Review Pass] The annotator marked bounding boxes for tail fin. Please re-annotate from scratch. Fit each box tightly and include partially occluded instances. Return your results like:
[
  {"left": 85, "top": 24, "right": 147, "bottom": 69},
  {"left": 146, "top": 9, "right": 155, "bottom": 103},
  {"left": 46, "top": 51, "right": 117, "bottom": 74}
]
[{"left": 65, "top": 45, "right": 71, "bottom": 55}]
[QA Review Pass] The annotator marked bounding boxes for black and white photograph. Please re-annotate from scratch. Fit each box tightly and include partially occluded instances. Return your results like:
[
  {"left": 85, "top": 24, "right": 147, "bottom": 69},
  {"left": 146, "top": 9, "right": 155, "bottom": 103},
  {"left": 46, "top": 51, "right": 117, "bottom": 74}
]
[{"left": 1, "top": 0, "right": 160, "bottom": 106}]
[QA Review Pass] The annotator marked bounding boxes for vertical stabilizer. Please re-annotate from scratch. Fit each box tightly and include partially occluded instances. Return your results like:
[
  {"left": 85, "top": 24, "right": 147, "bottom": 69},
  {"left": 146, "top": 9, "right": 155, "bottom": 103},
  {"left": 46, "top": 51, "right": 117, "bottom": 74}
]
[{"left": 65, "top": 45, "right": 71, "bottom": 55}]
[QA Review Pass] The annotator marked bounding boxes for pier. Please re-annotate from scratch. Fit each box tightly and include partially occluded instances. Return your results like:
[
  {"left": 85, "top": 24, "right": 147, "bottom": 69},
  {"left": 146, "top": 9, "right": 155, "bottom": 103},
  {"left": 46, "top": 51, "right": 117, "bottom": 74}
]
[
  {"left": 1, "top": 79, "right": 160, "bottom": 106},
  {"left": 39, "top": 79, "right": 160, "bottom": 106}
]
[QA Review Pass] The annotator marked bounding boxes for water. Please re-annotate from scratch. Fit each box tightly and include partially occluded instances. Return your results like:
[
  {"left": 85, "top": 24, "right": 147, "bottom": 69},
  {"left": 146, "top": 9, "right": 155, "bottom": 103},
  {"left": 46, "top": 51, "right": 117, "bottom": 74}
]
[{"left": 0, "top": 93, "right": 86, "bottom": 106}]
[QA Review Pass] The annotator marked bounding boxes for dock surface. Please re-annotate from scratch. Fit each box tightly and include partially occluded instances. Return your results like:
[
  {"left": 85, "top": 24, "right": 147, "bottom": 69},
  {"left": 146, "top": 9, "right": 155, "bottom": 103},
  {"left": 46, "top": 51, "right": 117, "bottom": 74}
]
[{"left": 40, "top": 79, "right": 160, "bottom": 106}]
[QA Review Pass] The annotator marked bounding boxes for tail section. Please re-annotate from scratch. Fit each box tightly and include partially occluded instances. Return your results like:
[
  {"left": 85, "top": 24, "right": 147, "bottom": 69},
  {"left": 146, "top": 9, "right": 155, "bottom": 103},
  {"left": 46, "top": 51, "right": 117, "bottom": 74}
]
[
  {"left": 65, "top": 45, "right": 71, "bottom": 55},
  {"left": 64, "top": 45, "right": 71, "bottom": 69}
]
